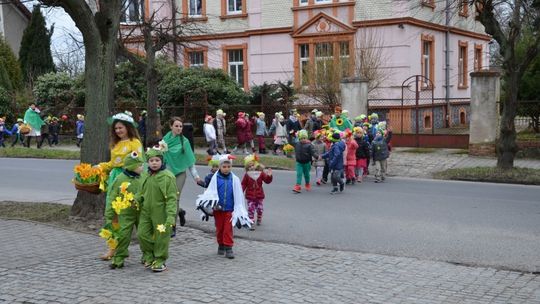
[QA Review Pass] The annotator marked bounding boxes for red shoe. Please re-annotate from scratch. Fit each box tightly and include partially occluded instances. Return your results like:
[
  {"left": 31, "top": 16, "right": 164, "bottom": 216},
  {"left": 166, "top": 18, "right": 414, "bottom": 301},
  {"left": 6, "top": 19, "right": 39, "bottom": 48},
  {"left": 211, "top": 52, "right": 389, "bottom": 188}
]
[
  {"left": 316, "top": 179, "right": 321, "bottom": 186},
  {"left": 305, "top": 183, "right": 312, "bottom": 191},
  {"left": 292, "top": 184, "right": 301, "bottom": 193}
]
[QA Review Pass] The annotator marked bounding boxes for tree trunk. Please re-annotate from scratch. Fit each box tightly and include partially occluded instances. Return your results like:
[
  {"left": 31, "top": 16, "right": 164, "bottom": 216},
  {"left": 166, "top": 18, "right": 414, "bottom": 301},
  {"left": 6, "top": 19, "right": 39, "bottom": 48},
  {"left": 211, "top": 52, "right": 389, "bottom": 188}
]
[
  {"left": 496, "top": 74, "right": 519, "bottom": 169},
  {"left": 71, "top": 22, "right": 117, "bottom": 219},
  {"left": 144, "top": 30, "right": 161, "bottom": 145}
]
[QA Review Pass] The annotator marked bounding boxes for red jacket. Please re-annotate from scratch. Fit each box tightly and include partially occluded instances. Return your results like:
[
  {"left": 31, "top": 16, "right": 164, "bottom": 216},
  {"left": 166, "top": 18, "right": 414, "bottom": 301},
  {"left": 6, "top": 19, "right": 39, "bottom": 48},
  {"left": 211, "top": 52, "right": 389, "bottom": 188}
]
[
  {"left": 241, "top": 171, "right": 273, "bottom": 200},
  {"left": 346, "top": 138, "right": 358, "bottom": 165}
]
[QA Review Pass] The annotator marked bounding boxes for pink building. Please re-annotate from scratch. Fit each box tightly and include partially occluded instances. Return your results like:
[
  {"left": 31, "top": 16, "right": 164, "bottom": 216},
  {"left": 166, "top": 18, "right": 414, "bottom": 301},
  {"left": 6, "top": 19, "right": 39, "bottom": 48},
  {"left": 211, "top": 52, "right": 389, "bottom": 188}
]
[{"left": 122, "top": 0, "right": 490, "bottom": 100}]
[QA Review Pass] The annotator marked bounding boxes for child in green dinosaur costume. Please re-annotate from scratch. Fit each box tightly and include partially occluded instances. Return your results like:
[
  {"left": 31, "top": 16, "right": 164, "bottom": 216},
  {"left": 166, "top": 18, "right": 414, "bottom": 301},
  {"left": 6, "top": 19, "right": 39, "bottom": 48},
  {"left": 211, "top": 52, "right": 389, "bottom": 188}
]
[
  {"left": 103, "top": 151, "right": 145, "bottom": 269},
  {"left": 136, "top": 142, "right": 178, "bottom": 272}
]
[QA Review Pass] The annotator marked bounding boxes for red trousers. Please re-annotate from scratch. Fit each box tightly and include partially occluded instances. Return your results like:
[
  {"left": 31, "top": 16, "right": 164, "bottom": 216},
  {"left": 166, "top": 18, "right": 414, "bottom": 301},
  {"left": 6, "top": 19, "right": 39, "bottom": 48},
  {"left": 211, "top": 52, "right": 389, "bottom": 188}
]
[
  {"left": 346, "top": 165, "right": 356, "bottom": 179},
  {"left": 257, "top": 135, "right": 265, "bottom": 150},
  {"left": 214, "top": 211, "right": 234, "bottom": 247}
]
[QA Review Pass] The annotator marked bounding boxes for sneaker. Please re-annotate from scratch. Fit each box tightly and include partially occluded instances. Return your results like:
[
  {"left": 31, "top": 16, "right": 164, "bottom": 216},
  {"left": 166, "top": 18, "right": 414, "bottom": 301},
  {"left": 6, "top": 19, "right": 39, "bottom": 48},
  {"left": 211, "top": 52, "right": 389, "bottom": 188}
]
[
  {"left": 256, "top": 219, "right": 261, "bottom": 226},
  {"left": 339, "top": 183, "right": 344, "bottom": 192},
  {"left": 330, "top": 188, "right": 338, "bottom": 194},
  {"left": 179, "top": 209, "right": 186, "bottom": 227},
  {"left": 374, "top": 179, "right": 381, "bottom": 183},
  {"left": 292, "top": 184, "right": 301, "bottom": 193},
  {"left": 217, "top": 245, "right": 225, "bottom": 255},
  {"left": 316, "top": 179, "right": 321, "bottom": 186},
  {"left": 321, "top": 179, "right": 327, "bottom": 184},
  {"left": 249, "top": 226, "right": 255, "bottom": 231},
  {"left": 225, "top": 247, "right": 235, "bottom": 259},
  {"left": 152, "top": 264, "right": 167, "bottom": 272},
  {"left": 305, "top": 183, "right": 311, "bottom": 191},
  {"left": 109, "top": 263, "right": 124, "bottom": 269}
]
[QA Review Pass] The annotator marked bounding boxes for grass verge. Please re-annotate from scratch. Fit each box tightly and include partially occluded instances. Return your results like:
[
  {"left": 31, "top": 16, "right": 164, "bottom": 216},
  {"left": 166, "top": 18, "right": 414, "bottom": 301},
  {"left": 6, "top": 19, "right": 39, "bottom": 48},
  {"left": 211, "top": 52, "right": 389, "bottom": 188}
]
[
  {"left": 0, "top": 147, "right": 80, "bottom": 160},
  {"left": 433, "top": 167, "right": 540, "bottom": 185},
  {"left": 0, "top": 201, "right": 70, "bottom": 222}
]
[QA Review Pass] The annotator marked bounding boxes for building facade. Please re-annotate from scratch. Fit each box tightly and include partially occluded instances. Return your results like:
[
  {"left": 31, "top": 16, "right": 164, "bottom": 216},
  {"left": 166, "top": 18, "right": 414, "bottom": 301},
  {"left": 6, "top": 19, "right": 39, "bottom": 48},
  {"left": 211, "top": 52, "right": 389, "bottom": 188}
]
[
  {"left": 0, "top": 1, "right": 31, "bottom": 57},
  {"left": 124, "top": 0, "right": 490, "bottom": 101}
]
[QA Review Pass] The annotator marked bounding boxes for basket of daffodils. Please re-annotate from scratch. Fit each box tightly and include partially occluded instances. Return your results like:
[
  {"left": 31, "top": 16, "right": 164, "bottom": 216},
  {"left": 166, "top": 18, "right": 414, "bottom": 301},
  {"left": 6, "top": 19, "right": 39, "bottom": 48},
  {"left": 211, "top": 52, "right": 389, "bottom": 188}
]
[{"left": 72, "top": 163, "right": 104, "bottom": 194}]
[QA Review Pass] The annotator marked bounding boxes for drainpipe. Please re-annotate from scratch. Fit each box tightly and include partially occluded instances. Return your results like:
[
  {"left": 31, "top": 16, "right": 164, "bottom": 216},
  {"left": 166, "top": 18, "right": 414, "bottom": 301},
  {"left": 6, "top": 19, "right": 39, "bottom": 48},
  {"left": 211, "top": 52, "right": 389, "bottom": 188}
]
[
  {"left": 444, "top": 0, "right": 451, "bottom": 128},
  {"left": 171, "top": 0, "right": 178, "bottom": 64}
]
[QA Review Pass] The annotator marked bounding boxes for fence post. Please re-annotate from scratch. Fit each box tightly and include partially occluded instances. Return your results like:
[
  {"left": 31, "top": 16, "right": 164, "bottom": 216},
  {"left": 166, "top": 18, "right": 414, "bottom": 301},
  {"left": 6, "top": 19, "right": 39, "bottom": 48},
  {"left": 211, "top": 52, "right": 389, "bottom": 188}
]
[
  {"left": 469, "top": 71, "right": 500, "bottom": 156},
  {"left": 340, "top": 77, "right": 369, "bottom": 119}
]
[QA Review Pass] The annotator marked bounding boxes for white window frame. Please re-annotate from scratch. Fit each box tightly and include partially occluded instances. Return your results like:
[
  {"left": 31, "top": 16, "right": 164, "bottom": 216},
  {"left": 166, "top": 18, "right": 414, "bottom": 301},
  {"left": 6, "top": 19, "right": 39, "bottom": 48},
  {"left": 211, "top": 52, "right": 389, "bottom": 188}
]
[
  {"left": 120, "top": 0, "right": 144, "bottom": 24},
  {"left": 299, "top": 44, "right": 310, "bottom": 86},
  {"left": 422, "top": 40, "right": 432, "bottom": 87},
  {"left": 299, "top": 0, "right": 309, "bottom": 5},
  {"left": 458, "top": 46, "right": 465, "bottom": 87},
  {"left": 315, "top": 42, "right": 333, "bottom": 74},
  {"left": 189, "top": 51, "right": 204, "bottom": 68},
  {"left": 227, "top": 0, "right": 242, "bottom": 14},
  {"left": 228, "top": 49, "right": 244, "bottom": 87},
  {"left": 189, "top": 0, "right": 203, "bottom": 17}
]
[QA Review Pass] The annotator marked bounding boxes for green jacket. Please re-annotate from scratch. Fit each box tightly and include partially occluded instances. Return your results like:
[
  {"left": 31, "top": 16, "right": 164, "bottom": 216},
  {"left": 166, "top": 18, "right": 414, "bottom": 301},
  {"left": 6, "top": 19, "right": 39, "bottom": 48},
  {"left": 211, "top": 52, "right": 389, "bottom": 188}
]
[{"left": 138, "top": 169, "right": 178, "bottom": 226}]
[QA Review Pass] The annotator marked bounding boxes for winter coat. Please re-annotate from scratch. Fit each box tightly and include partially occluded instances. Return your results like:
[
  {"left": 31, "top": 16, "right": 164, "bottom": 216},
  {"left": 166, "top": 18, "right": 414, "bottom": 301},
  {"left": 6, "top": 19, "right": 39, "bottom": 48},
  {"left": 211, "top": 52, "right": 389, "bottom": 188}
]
[
  {"left": 286, "top": 116, "right": 301, "bottom": 134},
  {"left": 76, "top": 120, "right": 84, "bottom": 136},
  {"left": 203, "top": 122, "right": 216, "bottom": 142},
  {"left": 312, "top": 140, "right": 326, "bottom": 167},
  {"left": 355, "top": 137, "right": 370, "bottom": 159},
  {"left": 49, "top": 122, "right": 60, "bottom": 135},
  {"left": 213, "top": 117, "right": 226, "bottom": 136},
  {"left": 304, "top": 117, "right": 315, "bottom": 136},
  {"left": 235, "top": 117, "right": 250, "bottom": 144},
  {"left": 295, "top": 139, "right": 316, "bottom": 164},
  {"left": 322, "top": 141, "right": 346, "bottom": 170},
  {"left": 256, "top": 118, "right": 268, "bottom": 136},
  {"left": 241, "top": 171, "right": 273, "bottom": 200},
  {"left": 371, "top": 136, "right": 389, "bottom": 161},
  {"left": 345, "top": 139, "right": 359, "bottom": 166}
]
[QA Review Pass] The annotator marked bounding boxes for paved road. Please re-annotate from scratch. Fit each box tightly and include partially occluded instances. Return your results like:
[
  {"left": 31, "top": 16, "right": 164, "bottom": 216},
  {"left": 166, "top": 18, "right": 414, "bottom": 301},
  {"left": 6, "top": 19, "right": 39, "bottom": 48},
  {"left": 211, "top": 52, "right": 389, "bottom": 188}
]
[
  {"left": 2, "top": 219, "right": 540, "bottom": 303},
  {"left": 1, "top": 157, "right": 539, "bottom": 272}
]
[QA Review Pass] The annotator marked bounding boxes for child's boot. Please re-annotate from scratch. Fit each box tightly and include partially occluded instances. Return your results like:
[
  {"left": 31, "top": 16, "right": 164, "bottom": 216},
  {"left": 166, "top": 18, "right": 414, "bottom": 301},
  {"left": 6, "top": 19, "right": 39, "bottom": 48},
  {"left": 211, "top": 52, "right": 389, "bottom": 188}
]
[
  {"left": 292, "top": 184, "right": 301, "bottom": 193},
  {"left": 179, "top": 209, "right": 186, "bottom": 227},
  {"left": 305, "top": 183, "right": 311, "bottom": 191},
  {"left": 225, "top": 247, "right": 235, "bottom": 259},
  {"left": 330, "top": 187, "right": 339, "bottom": 194},
  {"left": 170, "top": 225, "right": 177, "bottom": 238},
  {"left": 217, "top": 245, "right": 225, "bottom": 255},
  {"left": 257, "top": 217, "right": 262, "bottom": 226}
]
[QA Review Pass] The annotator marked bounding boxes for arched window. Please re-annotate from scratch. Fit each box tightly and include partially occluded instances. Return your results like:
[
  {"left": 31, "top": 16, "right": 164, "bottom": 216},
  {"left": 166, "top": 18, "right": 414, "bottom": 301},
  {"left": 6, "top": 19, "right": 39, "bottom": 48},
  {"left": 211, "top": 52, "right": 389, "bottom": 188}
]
[{"left": 459, "top": 108, "right": 467, "bottom": 125}]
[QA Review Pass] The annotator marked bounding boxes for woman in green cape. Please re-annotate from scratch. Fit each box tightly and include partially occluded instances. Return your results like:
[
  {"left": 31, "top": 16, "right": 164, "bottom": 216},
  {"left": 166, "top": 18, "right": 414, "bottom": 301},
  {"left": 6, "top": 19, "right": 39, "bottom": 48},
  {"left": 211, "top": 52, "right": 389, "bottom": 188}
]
[{"left": 162, "top": 116, "right": 202, "bottom": 237}]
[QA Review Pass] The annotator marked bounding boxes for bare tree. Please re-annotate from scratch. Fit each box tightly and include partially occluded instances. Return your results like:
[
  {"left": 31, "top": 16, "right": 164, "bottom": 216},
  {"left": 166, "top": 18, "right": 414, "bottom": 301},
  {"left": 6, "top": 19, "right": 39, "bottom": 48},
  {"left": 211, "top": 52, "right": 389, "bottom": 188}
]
[
  {"left": 355, "top": 28, "right": 393, "bottom": 96},
  {"left": 117, "top": 5, "right": 208, "bottom": 145}
]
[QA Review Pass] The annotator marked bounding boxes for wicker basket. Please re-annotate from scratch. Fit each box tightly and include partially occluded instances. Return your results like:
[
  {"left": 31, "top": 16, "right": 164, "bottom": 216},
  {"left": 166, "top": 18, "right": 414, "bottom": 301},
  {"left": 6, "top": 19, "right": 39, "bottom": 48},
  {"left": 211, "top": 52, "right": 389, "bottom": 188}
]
[
  {"left": 73, "top": 180, "right": 101, "bottom": 194},
  {"left": 19, "top": 124, "right": 31, "bottom": 135}
]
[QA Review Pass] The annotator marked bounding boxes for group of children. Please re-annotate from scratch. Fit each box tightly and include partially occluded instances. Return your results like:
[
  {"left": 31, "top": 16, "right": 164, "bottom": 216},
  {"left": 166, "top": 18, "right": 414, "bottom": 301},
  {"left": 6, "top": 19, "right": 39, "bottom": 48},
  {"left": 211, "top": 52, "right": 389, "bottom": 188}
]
[{"left": 292, "top": 112, "right": 392, "bottom": 194}]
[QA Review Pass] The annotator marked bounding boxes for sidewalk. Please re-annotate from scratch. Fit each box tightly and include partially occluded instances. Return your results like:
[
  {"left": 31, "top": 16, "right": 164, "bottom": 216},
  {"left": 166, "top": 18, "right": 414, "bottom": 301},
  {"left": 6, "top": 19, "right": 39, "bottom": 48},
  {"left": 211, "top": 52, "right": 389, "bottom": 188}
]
[{"left": 1, "top": 219, "right": 539, "bottom": 303}]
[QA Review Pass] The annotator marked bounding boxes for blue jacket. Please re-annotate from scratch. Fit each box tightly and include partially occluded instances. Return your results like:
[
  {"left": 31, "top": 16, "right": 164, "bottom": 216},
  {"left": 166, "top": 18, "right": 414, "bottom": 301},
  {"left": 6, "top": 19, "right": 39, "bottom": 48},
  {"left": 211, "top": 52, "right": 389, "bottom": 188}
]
[
  {"left": 216, "top": 171, "right": 234, "bottom": 211},
  {"left": 322, "top": 140, "right": 346, "bottom": 170},
  {"left": 76, "top": 120, "right": 84, "bottom": 135},
  {"left": 255, "top": 118, "right": 267, "bottom": 136}
]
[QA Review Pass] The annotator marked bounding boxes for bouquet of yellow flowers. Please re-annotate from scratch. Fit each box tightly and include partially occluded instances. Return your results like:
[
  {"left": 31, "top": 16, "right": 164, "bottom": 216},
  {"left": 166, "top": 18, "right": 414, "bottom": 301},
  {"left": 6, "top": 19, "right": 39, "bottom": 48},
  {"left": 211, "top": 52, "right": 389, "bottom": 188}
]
[
  {"left": 72, "top": 163, "right": 104, "bottom": 194},
  {"left": 283, "top": 144, "right": 295, "bottom": 154}
]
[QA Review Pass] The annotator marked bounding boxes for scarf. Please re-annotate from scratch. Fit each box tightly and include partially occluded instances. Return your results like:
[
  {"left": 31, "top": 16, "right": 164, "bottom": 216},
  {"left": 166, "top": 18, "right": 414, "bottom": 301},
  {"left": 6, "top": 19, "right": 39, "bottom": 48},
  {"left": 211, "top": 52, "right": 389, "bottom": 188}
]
[
  {"left": 162, "top": 131, "right": 196, "bottom": 175},
  {"left": 195, "top": 171, "right": 252, "bottom": 228}
]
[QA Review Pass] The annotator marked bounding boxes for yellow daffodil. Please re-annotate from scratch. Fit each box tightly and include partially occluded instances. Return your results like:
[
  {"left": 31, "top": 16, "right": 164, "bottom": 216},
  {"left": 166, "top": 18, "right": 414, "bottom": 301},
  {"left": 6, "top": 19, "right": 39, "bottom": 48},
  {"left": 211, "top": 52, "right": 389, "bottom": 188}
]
[
  {"left": 120, "top": 182, "right": 131, "bottom": 194},
  {"left": 99, "top": 228, "right": 112, "bottom": 239},
  {"left": 106, "top": 238, "right": 118, "bottom": 249},
  {"left": 124, "top": 192, "right": 134, "bottom": 202},
  {"left": 156, "top": 224, "right": 166, "bottom": 233}
]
